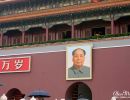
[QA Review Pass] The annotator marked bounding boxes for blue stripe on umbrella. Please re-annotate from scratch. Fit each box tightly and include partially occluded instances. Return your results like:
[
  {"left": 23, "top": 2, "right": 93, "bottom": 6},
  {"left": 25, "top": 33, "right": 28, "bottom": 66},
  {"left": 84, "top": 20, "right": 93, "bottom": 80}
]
[{"left": 28, "top": 90, "right": 50, "bottom": 97}]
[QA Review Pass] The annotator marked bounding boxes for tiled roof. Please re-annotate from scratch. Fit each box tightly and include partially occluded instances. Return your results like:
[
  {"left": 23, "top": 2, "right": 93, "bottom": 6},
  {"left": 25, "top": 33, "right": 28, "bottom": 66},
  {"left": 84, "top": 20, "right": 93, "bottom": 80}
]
[{"left": 0, "top": 0, "right": 130, "bottom": 23}]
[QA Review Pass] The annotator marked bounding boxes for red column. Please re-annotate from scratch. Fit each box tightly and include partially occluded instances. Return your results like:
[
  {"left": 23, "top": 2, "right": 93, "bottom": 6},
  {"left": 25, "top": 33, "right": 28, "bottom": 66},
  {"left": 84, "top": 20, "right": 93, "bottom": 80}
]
[
  {"left": 76, "top": 30, "right": 78, "bottom": 38},
  {"left": 53, "top": 33, "right": 54, "bottom": 40},
  {"left": 54, "top": 33, "right": 55, "bottom": 40},
  {"left": 49, "top": 32, "right": 51, "bottom": 40},
  {"left": 8, "top": 37, "right": 10, "bottom": 46},
  {"left": 51, "top": 32, "right": 53, "bottom": 40},
  {"left": 11, "top": 37, "right": 13, "bottom": 45},
  {"left": 56, "top": 32, "right": 59, "bottom": 40},
  {"left": 32, "top": 33, "right": 36, "bottom": 43},
  {"left": 0, "top": 33, "right": 3, "bottom": 47},
  {"left": 111, "top": 15, "right": 115, "bottom": 34},
  {"left": 74, "top": 30, "right": 76, "bottom": 38},
  {"left": 46, "top": 27, "right": 48, "bottom": 41},
  {"left": 42, "top": 31, "right": 45, "bottom": 42},
  {"left": 52, "top": 33, "right": 54, "bottom": 40},
  {"left": 71, "top": 23, "right": 74, "bottom": 38},
  {"left": 78, "top": 30, "right": 81, "bottom": 38},
  {"left": 22, "top": 31, "right": 25, "bottom": 44},
  {"left": 91, "top": 0, "right": 99, "bottom": 3}
]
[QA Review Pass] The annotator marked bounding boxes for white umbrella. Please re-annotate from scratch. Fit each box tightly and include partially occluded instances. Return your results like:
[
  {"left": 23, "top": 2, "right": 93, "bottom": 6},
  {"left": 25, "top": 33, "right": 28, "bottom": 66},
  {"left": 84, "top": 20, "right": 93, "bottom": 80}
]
[
  {"left": 0, "top": 94, "right": 7, "bottom": 100},
  {"left": 20, "top": 98, "right": 26, "bottom": 100},
  {"left": 111, "top": 96, "right": 117, "bottom": 100},
  {"left": 30, "top": 96, "right": 36, "bottom": 100}
]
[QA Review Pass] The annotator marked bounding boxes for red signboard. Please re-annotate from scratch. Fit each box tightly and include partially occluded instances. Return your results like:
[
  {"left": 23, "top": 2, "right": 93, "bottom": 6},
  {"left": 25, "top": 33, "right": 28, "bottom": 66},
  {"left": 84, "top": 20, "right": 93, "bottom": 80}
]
[{"left": 0, "top": 56, "right": 31, "bottom": 73}]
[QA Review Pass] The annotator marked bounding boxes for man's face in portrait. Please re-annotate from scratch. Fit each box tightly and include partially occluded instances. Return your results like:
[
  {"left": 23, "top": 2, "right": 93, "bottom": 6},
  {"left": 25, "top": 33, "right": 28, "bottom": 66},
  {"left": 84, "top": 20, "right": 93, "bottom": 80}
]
[{"left": 72, "top": 49, "right": 85, "bottom": 69}]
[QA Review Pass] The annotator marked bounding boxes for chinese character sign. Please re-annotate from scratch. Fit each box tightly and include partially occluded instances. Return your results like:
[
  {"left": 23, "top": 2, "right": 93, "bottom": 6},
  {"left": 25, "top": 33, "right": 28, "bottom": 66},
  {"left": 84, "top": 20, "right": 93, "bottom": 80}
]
[{"left": 0, "top": 56, "right": 31, "bottom": 73}]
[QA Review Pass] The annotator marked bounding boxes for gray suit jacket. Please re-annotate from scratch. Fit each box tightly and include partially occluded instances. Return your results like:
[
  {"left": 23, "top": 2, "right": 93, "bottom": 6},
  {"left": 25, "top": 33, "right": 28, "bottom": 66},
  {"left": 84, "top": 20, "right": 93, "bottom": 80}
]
[{"left": 68, "top": 66, "right": 90, "bottom": 78}]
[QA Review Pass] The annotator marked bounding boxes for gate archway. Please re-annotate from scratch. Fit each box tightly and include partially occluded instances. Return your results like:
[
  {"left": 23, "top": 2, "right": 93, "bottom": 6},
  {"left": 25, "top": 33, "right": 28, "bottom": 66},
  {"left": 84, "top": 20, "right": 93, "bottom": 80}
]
[{"left": 65, "top": 82, "right": 92, "bottom": 100}]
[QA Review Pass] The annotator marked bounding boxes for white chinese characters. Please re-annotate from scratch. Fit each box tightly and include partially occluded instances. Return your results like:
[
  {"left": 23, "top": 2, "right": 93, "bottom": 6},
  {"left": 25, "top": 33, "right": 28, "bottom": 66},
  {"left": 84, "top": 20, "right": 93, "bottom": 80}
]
[
  {"left": 14, "top": 59, "right": 23, "bottom": 70},
  {"left": 2, "top": 59, "right": 23, "bottom": 71},
  {"left": 2, "top": 61, "right": 10, "bottom": 70},
  {"left": 0, "top": 56, "right": 30, "bottom": 73}
]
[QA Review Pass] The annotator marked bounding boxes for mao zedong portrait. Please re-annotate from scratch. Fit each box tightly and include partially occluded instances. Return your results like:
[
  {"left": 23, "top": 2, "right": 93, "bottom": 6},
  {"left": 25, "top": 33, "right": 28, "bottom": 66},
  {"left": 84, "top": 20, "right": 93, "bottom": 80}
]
[{"left": 68, "top": 48, "right": 90, "bottom": 78}]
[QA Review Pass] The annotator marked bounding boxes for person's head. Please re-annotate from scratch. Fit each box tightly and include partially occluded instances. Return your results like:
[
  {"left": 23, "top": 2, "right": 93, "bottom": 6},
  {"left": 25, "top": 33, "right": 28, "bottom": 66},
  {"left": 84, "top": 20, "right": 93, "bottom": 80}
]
[{"left": 72, "top": 48, "right": 86, "bottom": 69}]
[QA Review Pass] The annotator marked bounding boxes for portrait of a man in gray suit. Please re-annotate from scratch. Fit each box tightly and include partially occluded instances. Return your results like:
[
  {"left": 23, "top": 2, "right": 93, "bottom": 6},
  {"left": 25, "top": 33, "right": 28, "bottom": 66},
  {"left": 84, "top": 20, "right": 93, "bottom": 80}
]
[
  {"left": 66, "top": 44, "right": 93, "bottom": 80},
  {"left": 68, "top": 48, "right": 90, "bottom": 78}
]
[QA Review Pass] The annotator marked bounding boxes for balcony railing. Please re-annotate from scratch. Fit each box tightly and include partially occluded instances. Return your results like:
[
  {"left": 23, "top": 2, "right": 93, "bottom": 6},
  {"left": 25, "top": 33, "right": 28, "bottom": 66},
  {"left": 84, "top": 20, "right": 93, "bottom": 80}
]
[{"left": 1, "top": 33, "right": 130, "bottom": 48}]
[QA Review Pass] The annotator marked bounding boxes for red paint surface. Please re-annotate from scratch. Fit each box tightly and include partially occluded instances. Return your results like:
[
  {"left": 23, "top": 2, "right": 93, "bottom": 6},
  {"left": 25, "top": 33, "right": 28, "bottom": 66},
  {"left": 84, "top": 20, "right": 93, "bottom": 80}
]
[{"left": 0, "top": 46, "right": 130, "bottom": 100}]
